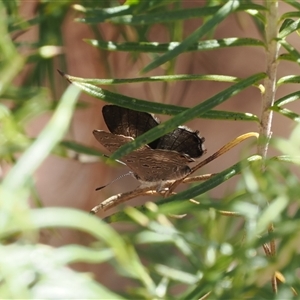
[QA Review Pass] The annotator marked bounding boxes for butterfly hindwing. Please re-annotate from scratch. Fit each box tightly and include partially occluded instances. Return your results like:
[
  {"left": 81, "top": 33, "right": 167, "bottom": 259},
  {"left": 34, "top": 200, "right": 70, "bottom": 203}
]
[
  {"left": 156, "top": 127, "right": 205, "bottom": 158},
  {"left": 93, "top": 130, "right": 192, "bottom": 182}
]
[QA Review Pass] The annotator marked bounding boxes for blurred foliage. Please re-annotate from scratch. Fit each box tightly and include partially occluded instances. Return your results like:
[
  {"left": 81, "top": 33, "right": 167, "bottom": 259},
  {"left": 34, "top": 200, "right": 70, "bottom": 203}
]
[{"left": 1, "top": 0, "right": 300, "bottom": 299}]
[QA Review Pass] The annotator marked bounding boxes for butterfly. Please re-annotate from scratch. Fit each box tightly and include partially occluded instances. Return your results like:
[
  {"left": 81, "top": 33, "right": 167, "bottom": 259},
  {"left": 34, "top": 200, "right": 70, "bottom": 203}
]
[{"left": 93, "top": 105, "right": 205, "bottom": 186}]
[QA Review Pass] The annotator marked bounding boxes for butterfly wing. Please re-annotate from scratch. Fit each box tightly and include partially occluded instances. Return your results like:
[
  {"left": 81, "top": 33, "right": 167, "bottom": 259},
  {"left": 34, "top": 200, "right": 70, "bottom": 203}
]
[
  {"left": 128, "top": 149, "right": 192, "bottom": 182},
  {"left": 103, "top": 105, "right": 205, "bottom": 158},
  {"left": 102, "top": 105, "right": 160, "bottom": 148},
  {"left": 93, "top": 129, "right": 136, "bottom": 153},
  {"left": 156, "top": 126, "right": 205, "bottom": 158},
  {"left": 93, "top": 130, "right": 192, "bottom": 182}
]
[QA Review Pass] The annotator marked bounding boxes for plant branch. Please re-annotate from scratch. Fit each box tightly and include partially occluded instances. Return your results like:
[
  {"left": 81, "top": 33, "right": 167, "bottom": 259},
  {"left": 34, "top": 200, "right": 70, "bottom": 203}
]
[
  {"left": 259, "top": 1, "right": 280, "bottom": 294},
  {"left": 258, "top": 1, "right": 280, "bottom": 160}
]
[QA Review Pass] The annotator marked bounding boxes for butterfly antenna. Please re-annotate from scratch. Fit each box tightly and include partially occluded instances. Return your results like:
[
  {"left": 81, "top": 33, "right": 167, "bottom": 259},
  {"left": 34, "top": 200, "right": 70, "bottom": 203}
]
[{"left": 95, "top": 172, "right": 133, "bottom": 191}]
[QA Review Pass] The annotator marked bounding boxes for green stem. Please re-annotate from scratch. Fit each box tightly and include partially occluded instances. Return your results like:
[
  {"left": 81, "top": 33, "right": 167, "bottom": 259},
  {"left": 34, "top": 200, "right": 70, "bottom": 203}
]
[{"left": 258, "top": 0, "right": 280, "bottom": 160}]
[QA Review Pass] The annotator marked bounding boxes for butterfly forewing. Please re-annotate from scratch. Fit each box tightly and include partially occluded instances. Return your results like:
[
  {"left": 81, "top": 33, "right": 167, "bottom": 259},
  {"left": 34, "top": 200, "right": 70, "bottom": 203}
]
[
  {"left": 102, "top": 105, "right": 160, "bottom": 148},
  {"left": 93, "top": 129, "right": 136, "bottom": 153}
]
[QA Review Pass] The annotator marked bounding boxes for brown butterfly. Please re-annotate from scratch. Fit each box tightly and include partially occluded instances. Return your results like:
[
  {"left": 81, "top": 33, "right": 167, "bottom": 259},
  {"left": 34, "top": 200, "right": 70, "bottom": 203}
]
[{"left": 93, "top": 105, "right": 205, "bottom": 186}]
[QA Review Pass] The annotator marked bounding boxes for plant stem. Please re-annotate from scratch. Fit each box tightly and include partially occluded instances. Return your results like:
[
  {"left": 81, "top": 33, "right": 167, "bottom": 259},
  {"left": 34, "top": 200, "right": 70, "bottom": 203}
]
[
  {"left": 258, "top": 0, "right": 280, "bottom": 160},
  {"left": 259, "top": 1, "right": 280, "bottom": 294}
]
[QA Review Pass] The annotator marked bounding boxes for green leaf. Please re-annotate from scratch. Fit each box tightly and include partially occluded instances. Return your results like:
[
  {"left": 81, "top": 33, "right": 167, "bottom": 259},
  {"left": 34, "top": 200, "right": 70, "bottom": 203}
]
[
  {"left": 1, "top": 85, "right": 80, "bottom": 192},
  {"left": 280, "top": 12, "right": 300, "bottom": 22},
  {"left": 273, "top": 90, "right": 300, "bottom": 107},
  {"left": 64, "top": 72, "right": 241, "bottom": 85},
  {"left": 55, "top": 245, "right": 114, "bottom": 265},
  {"left": 75, "top": 4, "right": 134, "bottom": 23},
  {"left": 142, "top": 1, "right": 241, "bottom": 73},
  {"left": 156, "top": 155, "right": 262, "bottom": 206},
  {"left": 0, "top": 3, "right": 26, "bottom": 96},
  {"left": 279, "top": 39, "right": 300, "bottom": 63},
  {"left": 65, "top": 76, "right": 259, "bottom": 122},
  {"left": 3, "top": 207, "right": 156, "bottom": 292},
  {"left": 279, "top": 18, "right": 296, "bottom": 32},
  {"left": 278, "top": 18, "right": 300, "bottom": 39},
  {"left": 272, "top": 155, "right": 300, "bottom": 165},
  {"left": 155, "top": 264, "right": 200, "bottom": 284},
  {"left": 0, "top": 243, "right": 124, "bottom": 299},
  {"left": 270, "top": 106, "right": 300, "bottom": 122},
  {"left": 85, "top": 37, "right": 264, "bottom": 53},
  {"left": 279, "top": 53, "right": 300, "bottom": 62},
  {"left": 282, "top": 0, "right": 300, "bottom": 11},
  {"left": 83, "top": 5, "right": 221, "bottom": 24},
  {"left": 277, "top": 75, "right": 300, "bottom": 86},
  {"left": 79, "top": 3, "right": 266, "bottom": 25}
]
